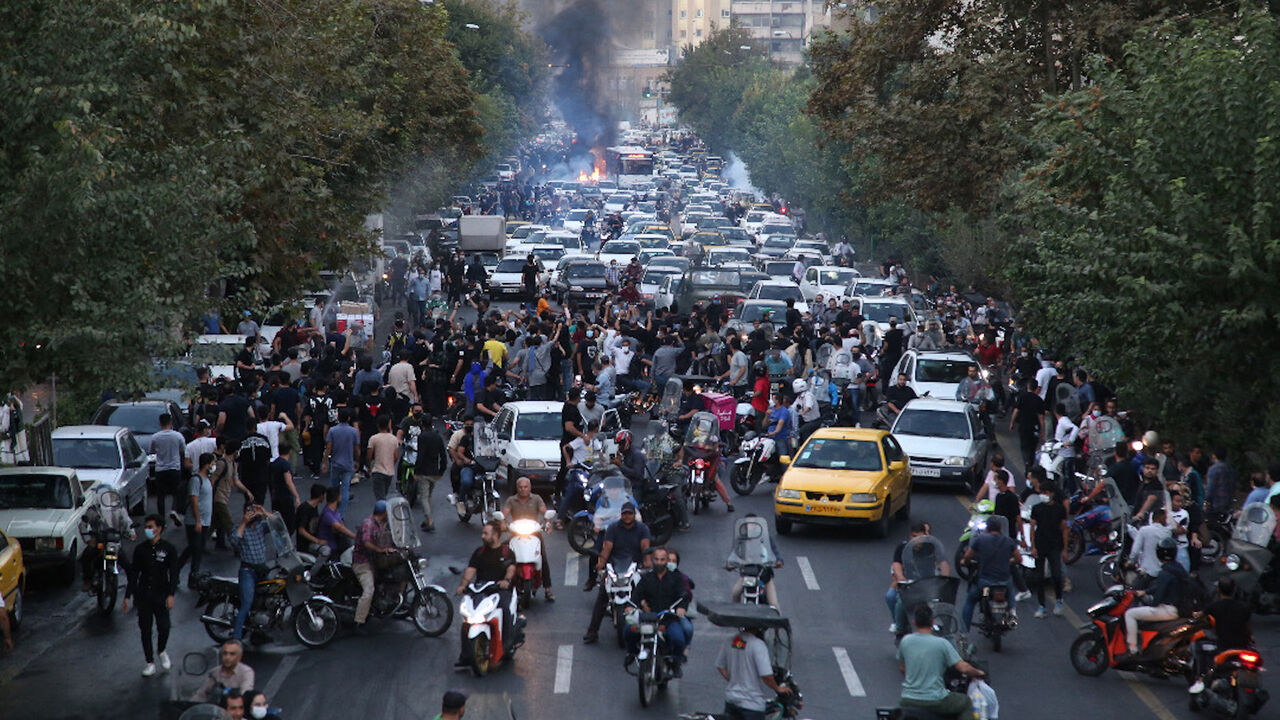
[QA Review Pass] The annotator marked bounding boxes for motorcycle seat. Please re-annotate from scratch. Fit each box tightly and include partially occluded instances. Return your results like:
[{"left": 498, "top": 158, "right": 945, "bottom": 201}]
[{"left": 1137, "top": 618, "right": 1186, "bottom": 633}]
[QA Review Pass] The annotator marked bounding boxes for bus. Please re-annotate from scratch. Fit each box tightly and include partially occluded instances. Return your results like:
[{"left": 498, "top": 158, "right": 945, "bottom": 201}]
[{"left": 605, "top": 145, "right": 655, "bottom": 187}]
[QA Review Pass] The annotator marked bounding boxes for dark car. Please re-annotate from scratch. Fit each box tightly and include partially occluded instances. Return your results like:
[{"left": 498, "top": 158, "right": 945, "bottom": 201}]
[
  {"left": 677, "top": 268, "right": 745, "bottom": 309},
  {"left": 89, "top": 399, "right": 187, "bottom": 453},
  {"left": 554, "top": 260, "right": 610, "bottom": 309}
]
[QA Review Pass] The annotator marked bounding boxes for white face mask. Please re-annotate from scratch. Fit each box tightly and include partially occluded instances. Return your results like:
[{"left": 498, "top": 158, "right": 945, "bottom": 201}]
[{"left": 251, "top": 707, "right": 268, "bottom": 720}]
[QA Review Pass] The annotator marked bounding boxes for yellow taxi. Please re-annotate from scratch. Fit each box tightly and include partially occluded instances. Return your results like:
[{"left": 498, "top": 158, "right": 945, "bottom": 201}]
[
  {"left": 773, "top": 427, "right": 912, "bottom": 538},
  {"left": 0, "top": 527, "right": 25, "bottom": 631},
  {"left": 505, "top": 220, "right": 530, "bottom": 239}
]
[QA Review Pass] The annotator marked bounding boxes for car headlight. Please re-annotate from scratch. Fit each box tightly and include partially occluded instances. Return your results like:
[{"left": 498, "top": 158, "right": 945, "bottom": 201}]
[
  {"left": 34, "top": 537, "right": 62, "bottom": 551},
  {"left": 777, "top": 489, "right": 802, "bottom": 500},
  {"left": 943, "top": 456, "right": 968, "bottom": 466},
  {"left": 847, "top": 493, "right": 879, "bottom": 503},
  {"left": 518, "top": 459, "right": 547, "bottom": 469},
  {"left": 1224, "top": 554, "right": 1241, "bottom": 572}
]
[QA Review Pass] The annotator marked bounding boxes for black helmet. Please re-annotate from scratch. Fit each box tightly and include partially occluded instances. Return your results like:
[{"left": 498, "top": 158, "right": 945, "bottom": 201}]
[
  {"left": 752, "top": 361, "right": 766, "bottom": 374},
  {"left": 1156, "top": 536, "right": 1178, "bottom": 564}
]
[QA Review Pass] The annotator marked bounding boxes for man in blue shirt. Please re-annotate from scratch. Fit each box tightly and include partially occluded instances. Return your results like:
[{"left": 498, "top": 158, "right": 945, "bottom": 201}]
[
  {"left": 766, "top": 393, "right": 793, "bottom": 453},
  {"left": 230, "top": 505, "right": 271, "bottom": 641},
  {"left": 325, "top": 409, "right": 361, "bottom": 515}
]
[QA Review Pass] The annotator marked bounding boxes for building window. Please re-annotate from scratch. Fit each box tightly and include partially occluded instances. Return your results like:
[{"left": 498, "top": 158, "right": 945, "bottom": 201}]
[
  {"left": 696, "top": 9, "right": 703, "bottom": 17},
  {"left": 722, "top": 9, "right": 730, "bottom": 17},
  {"left": 680, "top": 29, "right": 687, "bottom": 37},
  {"left": 695, "top": 28, "right": 703, "bottom": 37},
  {"left": 680, "top": 9, "right": 686, "bottom": 17}
]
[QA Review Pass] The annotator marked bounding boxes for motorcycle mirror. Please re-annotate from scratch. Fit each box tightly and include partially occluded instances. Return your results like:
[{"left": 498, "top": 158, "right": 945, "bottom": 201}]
[
  {"left": 182, "top": 651, "right": 211, "bottom": 677},
  {"left": 544, "top": 510, "right": 557, "bottom": 521},
  {"left": 492, "top": 511, "right": 505, "bottom": 522}
]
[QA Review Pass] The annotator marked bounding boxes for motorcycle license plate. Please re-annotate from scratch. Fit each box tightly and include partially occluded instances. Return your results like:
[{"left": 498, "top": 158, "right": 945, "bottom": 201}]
[
  {"left": 912, "top": 466, "right": 941, "bottom": 478},
  {"left": 805, "top": 502, "right": 842, "bottom": 514},
  {"left": 640, "top": 623, "right": 656, "bottom": 634}
]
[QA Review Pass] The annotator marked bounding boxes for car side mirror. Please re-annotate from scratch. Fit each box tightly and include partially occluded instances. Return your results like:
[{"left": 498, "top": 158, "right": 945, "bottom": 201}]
[
  {"left": 779, "top": 455, "right": 791, "bottom": 466},
  {"left": 126, "top": 457, "right": 144, "bottom": 469}
]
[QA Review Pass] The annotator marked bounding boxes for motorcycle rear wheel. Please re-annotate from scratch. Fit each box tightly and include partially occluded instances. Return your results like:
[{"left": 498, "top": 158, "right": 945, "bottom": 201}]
[
  {"left": 96, "top": 571, "right": 118, "bottom": 616},
  {"left": 472, "top": 636, "right": 491, "bottom": 676},
  {"left": 1069, "top": 633, "right": 1110, "bottom": 676},
  {"left": 638, "top": 655, "right": 658, "bottom": 707},
  {"left": 203, "top": 599, "right": 237, "bottom": 644},
  {"left": 730, "top": 463, "right": 759, "bottom": 497},
  {"left": 411, "top": 588, "right": 453, "bottom": 637},
  {"left": 649, "top": 515, "right": 674, "bottom": 547},
  {"left": 293, "top": 600, "right": 339, "bottom": 648},
  {"left": 517, "top": 583, "right": 533, "bottom": 611},
  {"left": 1065, "top": 528, "right": 1085, "bottom": 565},
  {"left": 567, "top": 516, "right": 597, "bottom": 556}
]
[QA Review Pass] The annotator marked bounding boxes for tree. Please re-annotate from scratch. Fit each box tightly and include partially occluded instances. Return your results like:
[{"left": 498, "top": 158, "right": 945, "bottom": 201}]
[
  {"left": 1008, "top": 10, "right": 1280, "bottom": 455},
  {"left": 665, "top": 26, "right": 771, "bottom": 153}
]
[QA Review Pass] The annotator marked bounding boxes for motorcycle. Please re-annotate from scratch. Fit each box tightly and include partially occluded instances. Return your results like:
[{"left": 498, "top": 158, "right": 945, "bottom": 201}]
[
  {"left": 450, "top": 454, "right": 503, "bottom": 524},
  {"left": 1036, "top": 440, "right": 1070, "bottom": 485},
  {"left": 305, "top": 495, "right": 453, "bottom": 641},
  {"left": 567, "top": 473, "right": 637, "bottom": 556},
  {"left": 80, "top": 485, "right": 132, "bottom": 615},
  {"left": 683, "top": 410, "right": 723, "bottom": 514},
  {"left": 894, "top": 536, "right": 973, "bottom": 666},
  {"left": 974, "top": 582, "right": 1015, "bottom": 652},
  {"left": 1189, "top": 645, "right": 1270, "bottom": 718},
  {"left": 605, "top": 561, "right": 641, "bottom": 647},
  {"left": 1066, "top": 474, "right": 1132, "bottom": 565},
  {"left": 1069, "top": 585, "right": 1206, "bottom": 678},
  {"left": 731, "top": 432, "right": 776, "bottom": 497},
  {"left": 728, "top": 515, "right": 778, "bottom": 606},
  {"left": 954, "top": 499, "right": 994, "bottom": 582},
  {"left": 195, "top": 512, "right": 337, "bottom": 648},
  {"left": 507, "top": 509, "right": 557, "bottom": 609},
  {"left": 1219, "top": 502, "right": 1280, "bottom": 614},
  {"left": 628, "top": 601, "right": 686, "bottom": 707},
  {"left": 457, "top": 580, "right": 526, "bottom": 676},
  {"left": 396, "top": 436, "right": 420, "bottom": 507}
]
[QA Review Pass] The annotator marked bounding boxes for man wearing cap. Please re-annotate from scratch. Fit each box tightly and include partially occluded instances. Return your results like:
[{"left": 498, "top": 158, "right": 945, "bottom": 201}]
[
  {"left": 436, "top": 690, "right": 467, "bottom": 720},
  {"left": 583, "top": 502, "right": 650, "bottom": 642},
  {"left": 353, "top": 500, "right": 395, "bottom": 633}
]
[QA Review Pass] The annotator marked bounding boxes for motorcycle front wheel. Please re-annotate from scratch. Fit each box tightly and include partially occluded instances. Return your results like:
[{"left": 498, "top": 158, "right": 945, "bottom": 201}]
[
  {"left": 411, "top": 588, "right": 453, "bottom": 637},
  {"left": 1069, "top": 633, "right": 1110, "bottom": 676},
  {"left": 638, "top": 655, "right": 658, "bottom": 707},
  {"left": 567, "top": 516, "right": 597, "bottom": 556},
  {"left": 96, "top": 570, "right": 118, "bottom": 616},
  {"left": 203, "top": 599, "right": 237, "bottom": 644},
  {"left": 293, "top": 599, "right": 339, "bottom": 648},
  {"left": 730, "top": 463, "right": 759, "bottom": 497},
  {"left": 1096, "top": 556, "right": 1123, "bottom": 592},
  {"left": 1065, "top": 528, "right": 1085, "bottom": 565}
]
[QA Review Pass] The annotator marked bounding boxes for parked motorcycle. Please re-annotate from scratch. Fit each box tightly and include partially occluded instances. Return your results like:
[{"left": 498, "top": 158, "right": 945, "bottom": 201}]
[
  {"left": 1069, "top": 585, "right": 1205, "bottom": 678},
  {"left": 507, "top": 510, "right": 557, "bottom": 609},
  {"left": 195, "top": 512, "right": 337, "bottom": 647},
  {"left": 80, "top": 485, "right": 132, "bottom": 615},
  {"left": 1189, "top": 645, "right": 1270, "bottom": 718},
  {"left": 305, "top": 495, "right": 452, "bottom": 641},
  {"left": 457, "top": 580, "right": 526, "bottom": 676},
  {"left": 731, "top": 432, "right": 776, "bottom": 497}
]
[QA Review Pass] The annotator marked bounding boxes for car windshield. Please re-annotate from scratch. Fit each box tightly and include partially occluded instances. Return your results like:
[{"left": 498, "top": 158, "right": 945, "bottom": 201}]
[
  {"left": 691, "top": 270, "right": 740, "bottom": 287},
  {"left": 861, "top": 302, "right": 908, "bottom": 323},
  {"left": 793, "top": 438, "right": 883, "bottom": 472},
  {"left": 94, "top": 405, "right": 164, "bottom": 434},
  {"left": 53, "top": 438, "right": 123, "bottom": 469},
  {"left": 764, "top": 262, "right": 792, "bottom": 276},
  {"left": 740, "top": 303, "right": 786, "bottom": 322},
  {"left": 894, "top": 409, "right": 971, "bottom": 440},
  {"left": 851, "top": 281, "right": 893, "bottom": 297},
  {"left": 567, "top": 209, "right": 590, "bottom": 220},
  {"left": 651, "top": 258, "right": 688, "bottom": 271},
  {"left": 746, "top": 211, "right": 766, "bottom": 222},
  {"left": 532, "top": 248, "right": 563, "bottom": 261},
  {"left": 761, "top": 225, "right": 793, "bottom": 235},
  {"left": 756, "top": 285, "right": 803, "bottom": 302},
  {"left": 764, "top": 236, "right": 794, "bottom": 248},
  {"left": 643, "top": 269, "right": 679, "bottom": 284},
  {"left": 601, "top": 241, "right": 639, "bottom": 255},
  {"left": 0, "top": 473, "right": 74, "bottom": 510},
  {"left": 566, "top": 263, "right": 606, "bottom": 279},
  {"left": 916, "top": 359, "right": 977, "bottom": 384},
  {"left": 514, "top": 412, "right": 562, "bottom": 441},
  {"left": 636, "top": 236, "right": 668, "bottom": 248},
  {"left": 817, "top": 269, "right": 858, "bottom": 286},
  {"left": 188, "top": 343, "right": 239, "bottom": 365},
  {"left": 496, "top": 258, "right": 526, "bottom": 272}
]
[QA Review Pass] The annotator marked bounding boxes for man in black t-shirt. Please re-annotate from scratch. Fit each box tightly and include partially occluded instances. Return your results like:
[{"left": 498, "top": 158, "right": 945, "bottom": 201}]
[
  {"left": 1030, "top": 485, "right": 1069, "bottom": 617},
  {"left": 1009, "top": 379, "right": 1046, "bottom": 474},
  {"left": 1189, "top": 576, "right": 1254, "bottom": 695},
  {"left": 236, "top": 417, "right": 272, "bottom": 510},
  {"left": 454, "top": 521, "right": 516, "bottom": 663}
]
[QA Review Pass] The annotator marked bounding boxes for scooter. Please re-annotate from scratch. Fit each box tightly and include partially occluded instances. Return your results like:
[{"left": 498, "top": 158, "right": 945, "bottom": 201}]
[
  {"left": 507, "top": 510, "right": 557, "bottom": 609},
  {"left": 1220, "top": 502, "right": 1280, "bottom": 614},
  {"left": 731, "top": 432, "right": 776, "bottom": 497},
  {"left": 1189, "top": 645, "right": 1270, "bottom": 718},
  {"left": 1069, "top": 585, "right": 1206, "bottom": 678},
  {"left": 457, "top": 580, "right": 525, "bottom": 676}
]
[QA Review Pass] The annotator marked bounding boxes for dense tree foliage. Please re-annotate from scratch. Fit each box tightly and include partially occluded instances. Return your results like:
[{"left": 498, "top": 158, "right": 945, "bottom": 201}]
[{"left": 1008, "top": 10, "right": 1280, "bottom": 453}]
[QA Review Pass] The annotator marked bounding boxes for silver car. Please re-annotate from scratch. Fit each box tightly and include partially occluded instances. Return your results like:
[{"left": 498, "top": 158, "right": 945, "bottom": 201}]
[{"left": 889, "top": 399, "right": 991, "bottom": 489}]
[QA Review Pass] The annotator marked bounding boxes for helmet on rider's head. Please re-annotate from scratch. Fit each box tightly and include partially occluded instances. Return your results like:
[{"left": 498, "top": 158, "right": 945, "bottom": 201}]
[
  {"left": 753, "top": 361, "right": 766, "bottom": 374},
  {"left": 792, "top": 378, "right": 808, "bottom": 394},
  {"left": 1156, "top": 536, "right": 1178, "bottom": 563},
  {"left": 615, "top": 429, "right": 632, "bottom": 448}
]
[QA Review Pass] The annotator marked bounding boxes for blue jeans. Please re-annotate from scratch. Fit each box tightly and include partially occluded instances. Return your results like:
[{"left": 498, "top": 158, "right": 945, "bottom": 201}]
[
  {"left": 459, "top": 466, "right": 475, "bottom": 498},
  {"left": 962, "top": 577, "right": 1012, "bottom": 632},
  {"left": 624, "top": 618, "right": 688, "bottom": 661},
  {"left": 234, "top": 565, "right": 261, "bottom": 640},
  {"left": 329, "top": 465, "right": 354, "bottom": 516},
  {"left": 885, "top": 587, "right": 899, "bottom": 622},
  {"left": 848, "top": 384, "right": 864, "bottom": 413}
]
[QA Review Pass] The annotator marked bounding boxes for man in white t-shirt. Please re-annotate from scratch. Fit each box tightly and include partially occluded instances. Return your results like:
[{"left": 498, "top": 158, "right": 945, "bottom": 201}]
[
  {"left": 185, "top": 420, "right": 217, "bottom": 471},
  {"left": 256, "top": 412, "right": 292, "bottom": 460},
  {"left": 1034, "top": 363, "right": 1057, "bottom": 402}
]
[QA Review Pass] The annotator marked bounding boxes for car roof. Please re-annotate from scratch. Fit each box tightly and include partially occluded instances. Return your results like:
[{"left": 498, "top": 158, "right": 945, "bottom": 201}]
[
  {"left": 0, "top": 466, "right": 76, "bottom": 478},
  {"left": 807, "top": 427, "right": 891, "bottom": 442},
  {"left": 504, "top": 401, "right": 563, "bottom": 413},
  {"left": 860, "top": 296, "right": 911, "bottom": 305},
  {"left": 755, "top": 279, "right": 801, "bottom": 288},
  {"left": 908, "top": 349, "right": 977, "bottom": 363},
  {"left": 52, "top": 425, "right": 126, "bottom": 439},
  {"left": 899, "top": 398, "right": 973, "bottom": 414},
  {"left": 99, "top": 400, "right": 171, "bottom": 408}
]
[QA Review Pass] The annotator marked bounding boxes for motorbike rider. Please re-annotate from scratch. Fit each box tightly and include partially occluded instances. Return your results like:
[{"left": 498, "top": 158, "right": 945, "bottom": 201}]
[
  {"left": 888, "top": 522, "right": 951, "bottom": 633},
  {"left": 352, "top": 499, "right": 396, "bottom": 634},
  {"left": 727, "top": 513, "right": 783, "bottom": 609},
  {"left": 194, "top": 640, "right": 255, "bottom": 702},
  {"left": 1188, "top": 576, "right": 1254, "bottom": 695},
  {"left": 1128, "top": 508, "right": 1173, "bottom": 584},
  {"left": 454, "top": 520, "right": 516, "bottom": 665},
  {"left": 715, "top": 621, "right": 793, "bottom": 720},
  {"left": 955, "top": 364, "right": 995, "bottom": 436},
  {"left": 883, "top": 372, "right": 918, "bottom": 421},
  {"left": 625, "top": 546, "right": 691, "bottom": 676},
  {"left": 613, "top": 430, "right": 690, "bottom": 531},
  {"left": 897, "top": 604, "right": 986, "bottom": 719},
  {"left": 674, "top": 414, "right": 735, "bottom": 512},
  {"left": 790, "top": 379, "right": 821, "bottom": 445},
  {"left": 229, "top": 505, "right": 272, "bottom": 642},
  {"left": 960, "top": 514, "right": 1020, "bottom": 632},
  {"left": 1121, "top": 537, "right": 1189, "bottom": 659},
  {"left": 583, "top": 502, "right": 651, "bottom": 642},
  {"left": 501, "top": 476, "right": 555, "bottom": 602}
]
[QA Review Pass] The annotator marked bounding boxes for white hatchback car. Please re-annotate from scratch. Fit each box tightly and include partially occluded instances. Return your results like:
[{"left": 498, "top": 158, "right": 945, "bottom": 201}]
[
  {"left": 747, "top": 280, "right": 809, "bottom": 314},
  {"left": 892, "top": 349, "right": 980, "bottom": 400}
]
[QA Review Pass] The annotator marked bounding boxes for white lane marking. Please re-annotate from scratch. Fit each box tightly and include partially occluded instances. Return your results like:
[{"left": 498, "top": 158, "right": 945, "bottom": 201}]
[
  {"left": 796, "top": 556, "right": 821, "bottom": 590},
  {"left": 554, "top": 644, "right": 574, "bottom": 694},
  {"left": 565, "top": 551, "right": 579, "bottom": 588},
  {"left": 832, "top": 647, "right": 866, "bottom": 697},
  {"left": 262, "top": 654, "right": 299, "bottom": 700}
]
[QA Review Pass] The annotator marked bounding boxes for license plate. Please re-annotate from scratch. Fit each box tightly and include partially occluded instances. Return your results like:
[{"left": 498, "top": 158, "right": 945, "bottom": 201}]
[
  {"left": 912, "top": 466, "right": 941, "bottom": 477},
  {"left": 804, "top": 502, "right": 842, "bottom": 514},
  {"left": 584, "top": 292, "right": 603, "bottom": 298}
]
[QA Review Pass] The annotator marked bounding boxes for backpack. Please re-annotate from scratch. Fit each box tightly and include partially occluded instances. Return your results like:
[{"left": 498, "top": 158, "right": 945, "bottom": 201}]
[{"left": 386, "top": 330, "right": 409, "bottom": 355}]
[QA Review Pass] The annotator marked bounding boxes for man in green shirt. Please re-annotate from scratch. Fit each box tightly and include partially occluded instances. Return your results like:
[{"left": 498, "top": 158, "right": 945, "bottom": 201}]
[
  {"left": 433, "top": 689, "right": 466, "bottom": 720},
  {"left": 896, "top": 604, "right": 985, "bottom": 718}
]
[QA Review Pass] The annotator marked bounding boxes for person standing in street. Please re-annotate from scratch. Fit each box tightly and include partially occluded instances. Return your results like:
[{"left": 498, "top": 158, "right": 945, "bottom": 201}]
[
  {"left": 230, "top": 505, "right": 272, "bottom": 642},
  {"left": 179, "top": 453, "right": 214, "bottom": 588},
  {"left": 715, "top": 623, "right": 793, "bottom": 720},
  {"left": 151, "top": 413, "right": 187, "bottom": 526},
  {"left": 236, "top": 418, "right": 272, "bottom": 510},
  {"left": 324, "top": 409, "right": 360, "bottom": 515},
  {"left": 366, "top": 414, "right": 399, "bottom": 501},
  {"left": 268, "top": 444, "right": 301, "bottom": 534},
  {"left": 122, "top": 514, "right": 179, "bottom": 677},
  {"left": 402, "top": 405, "right": 446, "bottom": 533}
]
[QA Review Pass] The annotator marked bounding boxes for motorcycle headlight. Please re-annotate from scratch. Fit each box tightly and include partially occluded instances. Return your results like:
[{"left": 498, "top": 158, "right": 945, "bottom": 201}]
[
  {"left": 518, "top": 459, "right": 547, "bottom": 469},
  {"left": 777, "top": 489, "right": 802, "bottom": 500},
  {"left": 1224, "top": 554, "right": 1241, "bottom": 572},
  {"left": 847, "top": 493, "right": 878, "bottom": 503},
  {"left": 943, "top": 456, "right": 968, "bottom": 466}
]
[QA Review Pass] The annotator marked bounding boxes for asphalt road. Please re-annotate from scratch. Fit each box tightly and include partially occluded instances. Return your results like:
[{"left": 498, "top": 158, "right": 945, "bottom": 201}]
[{"left": 3, "top": 297, "right": 1277, "bottom": 720}]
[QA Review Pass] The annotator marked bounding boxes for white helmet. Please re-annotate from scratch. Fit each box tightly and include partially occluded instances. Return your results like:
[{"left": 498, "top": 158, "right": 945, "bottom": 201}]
[{"left": 792, "top": 378, "right": 808, "bottom": 394}]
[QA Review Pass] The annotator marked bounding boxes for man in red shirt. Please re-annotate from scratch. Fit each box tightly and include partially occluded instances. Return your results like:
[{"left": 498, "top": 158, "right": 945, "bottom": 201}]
[{"left": 750, "top": 361, "right": 770, "bottom": 429}]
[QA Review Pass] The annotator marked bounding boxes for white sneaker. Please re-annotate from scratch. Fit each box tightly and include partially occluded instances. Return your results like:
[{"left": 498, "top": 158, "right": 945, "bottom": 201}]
[
  {"left": 1188, "top": 679, "right": 1205, "bottom": 694},
  {"left": 1034, "top": 606, "right": 1047, "bottom": 619},
  {"left": 1053, "top": 601, "right": 1064, "bottom": 616},
  {"left": 1015, "top": 590, "right": 1032, "bottom": 602},
  {"left": 457, "top": 501, "right": 467, "bottom": 515},
  {"left": 141, "top": 663, "right": 158, "bottom": 677},
  {"left": 889, "top": 623, "right": 899, "bottom": 634},
  {"left": 158, "top": 651, "right": 171, "bottom": 671}
]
